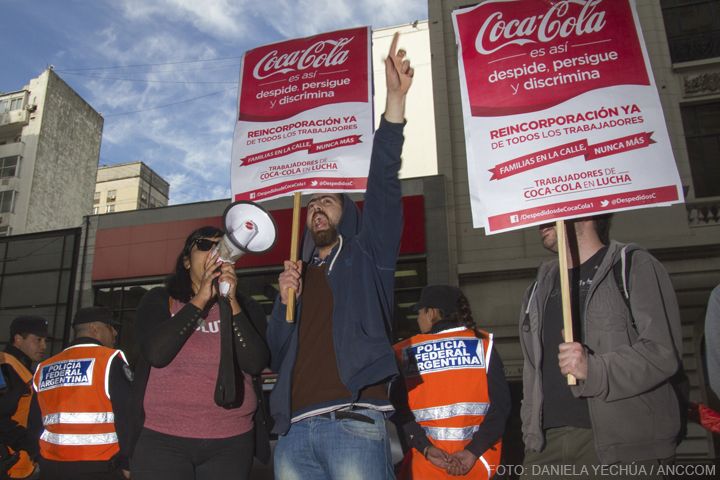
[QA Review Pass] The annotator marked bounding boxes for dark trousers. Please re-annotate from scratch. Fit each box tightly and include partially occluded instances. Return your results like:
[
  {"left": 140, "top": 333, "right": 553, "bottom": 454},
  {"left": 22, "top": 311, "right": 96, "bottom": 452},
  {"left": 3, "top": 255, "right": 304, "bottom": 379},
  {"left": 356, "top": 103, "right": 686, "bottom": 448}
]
[
  {"left": 522, "top": 426, "right": 674, "bottom": 480},
  {"left": 39, "top": 463, "right": 125, "bottom": 480},
  {"left": 42, "top": 472, "right": 124, "bottom": 480},
  {"left": 522, "top": 426, "right": 599, "bottom": 472},
  {"left": 39, "top": 458, "right": 125, "bottom": 480},
  {"left": 130, "top": 428, "right": 254, "bottom": 480}
]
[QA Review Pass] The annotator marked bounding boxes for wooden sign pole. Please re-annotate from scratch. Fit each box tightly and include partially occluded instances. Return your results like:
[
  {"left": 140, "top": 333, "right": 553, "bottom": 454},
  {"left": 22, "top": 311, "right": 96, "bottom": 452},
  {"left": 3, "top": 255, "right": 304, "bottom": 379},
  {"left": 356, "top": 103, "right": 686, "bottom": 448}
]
[
  {"left": 285, "top": 192, "right": 302, "bottom": 323},
  {"left": 555, "top": 220, "right": 577, "bottom": 386}
]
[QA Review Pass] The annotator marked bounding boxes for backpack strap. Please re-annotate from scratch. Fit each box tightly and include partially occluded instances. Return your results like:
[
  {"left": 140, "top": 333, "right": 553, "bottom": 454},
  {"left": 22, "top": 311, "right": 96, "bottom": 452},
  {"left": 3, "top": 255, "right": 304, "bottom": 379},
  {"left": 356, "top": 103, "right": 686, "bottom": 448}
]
[
  {"left": 612, "top": 245, "right": 637, "bottom": 334},
  {"left": 612, "top": 245, "right": 689, "bottom": 443},
  {"left": 521, "top": 281, "right": 538, "bottom": 333}
]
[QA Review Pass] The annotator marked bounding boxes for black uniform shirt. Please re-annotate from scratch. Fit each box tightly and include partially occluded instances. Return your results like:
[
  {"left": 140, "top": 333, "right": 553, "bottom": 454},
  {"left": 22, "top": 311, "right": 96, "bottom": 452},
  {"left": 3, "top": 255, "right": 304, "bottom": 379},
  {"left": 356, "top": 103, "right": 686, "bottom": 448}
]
[{"left": 0, "top": 345, "right": 42, "bottom": 458}]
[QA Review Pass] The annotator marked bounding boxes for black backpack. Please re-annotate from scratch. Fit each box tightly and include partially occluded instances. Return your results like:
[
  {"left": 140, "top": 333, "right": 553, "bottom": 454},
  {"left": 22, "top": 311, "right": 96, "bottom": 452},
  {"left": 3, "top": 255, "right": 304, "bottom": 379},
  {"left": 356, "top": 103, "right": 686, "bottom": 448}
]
[{"left": 611, "top": 245, "right": 689, "bottom": 444}]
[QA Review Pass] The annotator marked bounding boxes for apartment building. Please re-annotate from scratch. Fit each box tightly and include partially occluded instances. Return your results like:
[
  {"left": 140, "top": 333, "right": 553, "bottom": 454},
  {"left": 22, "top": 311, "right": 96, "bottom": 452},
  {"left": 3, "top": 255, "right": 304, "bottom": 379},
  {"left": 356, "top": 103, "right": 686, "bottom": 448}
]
[
  {"left": 94, "top": 161, "right": 169, "bottom": 214},
  {"left": 0, "top": 68, "right": 102, "bottom": 235}
]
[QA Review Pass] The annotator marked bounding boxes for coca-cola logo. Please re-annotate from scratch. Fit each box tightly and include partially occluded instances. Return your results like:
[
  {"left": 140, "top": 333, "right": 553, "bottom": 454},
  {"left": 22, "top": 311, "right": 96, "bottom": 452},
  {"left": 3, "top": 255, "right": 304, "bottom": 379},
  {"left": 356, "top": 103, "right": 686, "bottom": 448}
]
[
  {"left": 475, "top": 0, "right": 606, "bottom": 55},
  {"left": 252, "top": 38, "right": 353, "bottom": 80}
]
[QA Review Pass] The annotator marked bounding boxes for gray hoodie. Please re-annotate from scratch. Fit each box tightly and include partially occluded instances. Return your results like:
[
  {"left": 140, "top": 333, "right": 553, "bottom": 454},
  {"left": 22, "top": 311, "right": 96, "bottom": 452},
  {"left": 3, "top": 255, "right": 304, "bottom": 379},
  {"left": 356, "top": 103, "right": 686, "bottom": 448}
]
[{"left": 519, "top": 241, "right": 682, "bottom": 464}]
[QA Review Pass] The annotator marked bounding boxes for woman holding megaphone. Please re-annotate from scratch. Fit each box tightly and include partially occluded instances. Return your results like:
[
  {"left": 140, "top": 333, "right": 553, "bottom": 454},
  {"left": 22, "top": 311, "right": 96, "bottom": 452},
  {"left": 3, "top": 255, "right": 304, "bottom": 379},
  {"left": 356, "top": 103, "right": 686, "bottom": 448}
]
[{"left": 129, "top": 226, "right": 270, "bottom": 480}]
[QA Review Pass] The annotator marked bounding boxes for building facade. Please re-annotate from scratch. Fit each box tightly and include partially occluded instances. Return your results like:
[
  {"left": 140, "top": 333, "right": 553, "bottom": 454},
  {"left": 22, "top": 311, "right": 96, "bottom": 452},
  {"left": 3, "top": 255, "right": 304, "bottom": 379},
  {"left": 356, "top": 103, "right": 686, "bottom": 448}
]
[
  {"left": 0, "top": 69, "right": 103, "bottom": 235},
  {"left": 372, "top": 21, "right": 438, "bottom": 180},
  {"left": 94, "top": 161, "right": 169, "bottom": 214}
]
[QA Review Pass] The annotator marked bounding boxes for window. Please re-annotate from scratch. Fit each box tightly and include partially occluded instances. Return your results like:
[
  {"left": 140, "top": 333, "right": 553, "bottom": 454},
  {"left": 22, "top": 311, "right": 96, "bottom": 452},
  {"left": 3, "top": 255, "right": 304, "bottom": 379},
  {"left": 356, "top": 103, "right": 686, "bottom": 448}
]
[
  {"left": 92, "top": 207, "right": 99, "bottom": 215},
  {"left": 681, "top": 101, "right": 720, "bottom": 197},
  {"left": 0, "top": 97, "right": 23, "bottom": 113},
  {"left": 0, "top": 156, "right": 19, "bottom": 178},
  {"left": 106, "top": 190, "right": 116, "bottom": 202},
  {"left": 0, "top": 191, "right": 16, "bottom": 213},
  {"left": 0, "top": 229, "right": 81, "bottom": 351},
  {"left": 106, "top": 205, "right": 115, "bottom": 213},
  {"left": 662, "top": 0, "right": 720, "bottom": 63},
  {"left": 0, "top": 226, "right": 11, "bottom": 237},
  {"left": 94, "top": 283, "right": 163, "bottom": 364},
  {"left": 93, "top": 191, "right": 100, "bottom": 204}
]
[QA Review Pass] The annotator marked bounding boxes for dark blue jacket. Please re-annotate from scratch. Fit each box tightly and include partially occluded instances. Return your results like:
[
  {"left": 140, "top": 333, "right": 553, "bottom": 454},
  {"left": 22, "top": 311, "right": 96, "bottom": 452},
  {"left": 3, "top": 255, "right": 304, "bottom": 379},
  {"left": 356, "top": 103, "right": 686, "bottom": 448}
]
[{"left": 267, "top": 117, "right": 405, "bottom": 435}]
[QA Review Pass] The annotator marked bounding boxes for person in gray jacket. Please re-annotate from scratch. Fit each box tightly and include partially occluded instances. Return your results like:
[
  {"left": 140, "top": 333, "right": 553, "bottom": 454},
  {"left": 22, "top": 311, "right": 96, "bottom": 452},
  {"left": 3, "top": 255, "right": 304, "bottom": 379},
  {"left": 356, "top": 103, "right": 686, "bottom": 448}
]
[
  {"left": 519, "top": 215, "right": 683, "bottom": 472},
  {"left": 705, "top": 284, "right": 720, "bottom": 397}
]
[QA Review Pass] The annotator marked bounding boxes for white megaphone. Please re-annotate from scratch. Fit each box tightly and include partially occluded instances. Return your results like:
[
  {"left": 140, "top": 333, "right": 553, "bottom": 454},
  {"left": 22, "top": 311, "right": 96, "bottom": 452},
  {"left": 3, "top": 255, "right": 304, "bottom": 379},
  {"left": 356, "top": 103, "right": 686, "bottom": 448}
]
[{"left": 214, "top": 200, "right": 277, "bottom": 296}]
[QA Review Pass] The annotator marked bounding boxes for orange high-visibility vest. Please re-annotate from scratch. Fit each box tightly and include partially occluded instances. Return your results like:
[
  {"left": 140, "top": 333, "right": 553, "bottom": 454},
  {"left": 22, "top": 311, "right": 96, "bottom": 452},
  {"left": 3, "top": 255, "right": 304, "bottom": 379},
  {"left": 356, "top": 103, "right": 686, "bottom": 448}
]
[
  {"left": 394, "top": 327, "right": 502, "bottom": 480},
  {"left": 0, "top": 352, "right": 37, "bottom": 479},
  {"left": 32, "top": 344, "right": 127, "bottom": 462}
]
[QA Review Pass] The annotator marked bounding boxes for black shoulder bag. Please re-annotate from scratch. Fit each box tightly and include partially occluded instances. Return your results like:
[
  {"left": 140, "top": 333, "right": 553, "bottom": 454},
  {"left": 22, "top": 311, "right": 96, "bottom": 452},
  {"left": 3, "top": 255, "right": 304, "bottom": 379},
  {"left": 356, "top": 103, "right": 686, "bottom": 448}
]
[{"left": 214, "top": 295, "right": 244, "bottom": 409}]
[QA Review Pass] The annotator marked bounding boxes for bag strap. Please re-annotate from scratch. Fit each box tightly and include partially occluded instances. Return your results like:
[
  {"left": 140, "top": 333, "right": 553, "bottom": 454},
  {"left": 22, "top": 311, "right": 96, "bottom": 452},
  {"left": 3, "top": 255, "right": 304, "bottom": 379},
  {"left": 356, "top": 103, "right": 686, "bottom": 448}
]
[
  {"left": 214, "top": 296, "right": 243, "bottom": 409},
  {"left": 612, "top": 246, "right": 689, "bottom": 442},
  {"left": 612, "top": 245, "right": 637, "bottom": 335},
  {"left": 521, "top": 281, "right": 538, "bottom": 333}
]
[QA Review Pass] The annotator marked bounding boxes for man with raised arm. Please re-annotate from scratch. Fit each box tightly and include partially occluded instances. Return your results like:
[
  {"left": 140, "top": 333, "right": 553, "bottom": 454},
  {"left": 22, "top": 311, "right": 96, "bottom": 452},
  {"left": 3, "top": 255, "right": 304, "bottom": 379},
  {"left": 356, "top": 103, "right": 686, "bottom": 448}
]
[{"left": 267, "top": 33, "right": 413, "bottom": 479}]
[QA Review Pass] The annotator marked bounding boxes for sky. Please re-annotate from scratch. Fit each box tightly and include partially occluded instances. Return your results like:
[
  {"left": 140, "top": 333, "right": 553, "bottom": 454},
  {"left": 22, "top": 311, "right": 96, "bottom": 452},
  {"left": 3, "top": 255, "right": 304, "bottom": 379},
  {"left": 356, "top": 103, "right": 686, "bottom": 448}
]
[{"left": 1, "top": 0, "right": 428, "bottom": 205}]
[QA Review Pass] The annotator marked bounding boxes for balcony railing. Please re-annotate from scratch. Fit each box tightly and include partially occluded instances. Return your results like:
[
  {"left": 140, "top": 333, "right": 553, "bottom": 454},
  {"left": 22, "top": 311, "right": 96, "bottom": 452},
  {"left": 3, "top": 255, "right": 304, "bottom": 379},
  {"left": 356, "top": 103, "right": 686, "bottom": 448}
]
[
  {"left": 0, "top": 109, "right": 29, "bottom": 128},
  {"left": 687, "top": 199, "right": 720, "bottom": 226}
]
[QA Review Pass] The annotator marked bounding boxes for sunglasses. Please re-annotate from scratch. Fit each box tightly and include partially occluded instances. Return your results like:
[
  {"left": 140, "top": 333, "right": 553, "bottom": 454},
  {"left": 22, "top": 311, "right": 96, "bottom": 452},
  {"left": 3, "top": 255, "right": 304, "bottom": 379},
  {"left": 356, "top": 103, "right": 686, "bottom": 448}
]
[{"left": 193, "top": 238, "right": 220, "bottom": 252}]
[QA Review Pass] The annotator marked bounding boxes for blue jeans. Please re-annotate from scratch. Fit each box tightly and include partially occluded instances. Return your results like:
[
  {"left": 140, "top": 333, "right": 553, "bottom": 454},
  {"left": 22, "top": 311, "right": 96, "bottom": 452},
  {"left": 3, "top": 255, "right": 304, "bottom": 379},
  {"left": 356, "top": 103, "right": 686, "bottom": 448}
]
[{"left": 274, "top": 408, "right": 394, "bottom": 480}]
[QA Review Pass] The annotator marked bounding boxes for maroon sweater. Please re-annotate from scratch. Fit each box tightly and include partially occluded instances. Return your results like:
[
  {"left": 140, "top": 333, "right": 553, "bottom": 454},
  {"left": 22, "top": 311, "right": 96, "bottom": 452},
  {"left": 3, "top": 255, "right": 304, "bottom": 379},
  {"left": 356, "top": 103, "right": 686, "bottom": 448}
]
[{"left": 291, "top": 264, "right": 386, "bottom": 416}]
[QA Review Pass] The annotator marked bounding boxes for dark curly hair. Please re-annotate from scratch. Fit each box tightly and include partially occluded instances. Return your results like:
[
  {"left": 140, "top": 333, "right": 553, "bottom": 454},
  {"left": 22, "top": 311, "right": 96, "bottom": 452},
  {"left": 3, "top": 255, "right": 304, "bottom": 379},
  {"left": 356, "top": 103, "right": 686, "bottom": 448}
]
[
  {"left": 444, "top": 292, "right": 476, "bottom": 330},
  {"left": 166, "top": 226, "right": 224, "bottom": 302}
]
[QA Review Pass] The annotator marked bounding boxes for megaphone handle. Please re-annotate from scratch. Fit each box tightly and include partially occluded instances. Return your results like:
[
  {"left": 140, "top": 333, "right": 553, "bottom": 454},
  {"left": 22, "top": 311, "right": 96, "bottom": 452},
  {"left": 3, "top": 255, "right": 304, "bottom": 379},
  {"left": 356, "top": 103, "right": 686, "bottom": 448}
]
[{"left": 286, "top": 192, "right": 302, "bottom": 323}]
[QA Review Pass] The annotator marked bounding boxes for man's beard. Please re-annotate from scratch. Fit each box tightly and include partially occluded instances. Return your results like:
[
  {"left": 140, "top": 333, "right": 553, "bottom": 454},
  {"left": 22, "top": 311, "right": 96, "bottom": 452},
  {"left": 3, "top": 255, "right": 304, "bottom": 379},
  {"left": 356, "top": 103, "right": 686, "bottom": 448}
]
[
  {"left": 311, "top": 223, "right": 339, "bottom": 248},
  {"left": 542, "top": 236, "right": 558, "bottom": 253},
  {"left": 540, "top": 228, "right": 558, "bottom": 253}
]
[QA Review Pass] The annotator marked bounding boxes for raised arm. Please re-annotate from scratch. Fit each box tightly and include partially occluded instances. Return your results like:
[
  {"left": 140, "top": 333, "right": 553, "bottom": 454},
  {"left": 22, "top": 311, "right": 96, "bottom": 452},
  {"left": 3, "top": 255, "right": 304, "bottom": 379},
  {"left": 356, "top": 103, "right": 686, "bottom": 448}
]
[
  {"left": 358, "top": 33, "right": 414, "bottom": 265},
  {"left": 384, "top": 32, "right": 414, "bottom": 123}
]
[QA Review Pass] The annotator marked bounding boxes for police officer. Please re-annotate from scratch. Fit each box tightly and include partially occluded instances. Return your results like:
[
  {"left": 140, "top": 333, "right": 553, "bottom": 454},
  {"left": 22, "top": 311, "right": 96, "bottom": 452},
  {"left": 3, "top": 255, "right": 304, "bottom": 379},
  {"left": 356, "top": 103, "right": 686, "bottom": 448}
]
[
  {"left": 32, "top": 307, "right": 131, "bottom": 480},
  {"left": 391, "top": 285, "right": 511, "bottom": 479},
  {"left": 0, "top": 316, "right": 48, "bottom": 479}
]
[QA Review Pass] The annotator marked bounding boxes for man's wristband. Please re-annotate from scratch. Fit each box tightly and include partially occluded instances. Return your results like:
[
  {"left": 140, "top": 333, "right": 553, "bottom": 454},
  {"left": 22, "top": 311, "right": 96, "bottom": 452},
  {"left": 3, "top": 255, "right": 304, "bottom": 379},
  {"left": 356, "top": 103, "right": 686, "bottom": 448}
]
[{"left": 423, "top": 446, "right": 430, "bottom": 458}]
